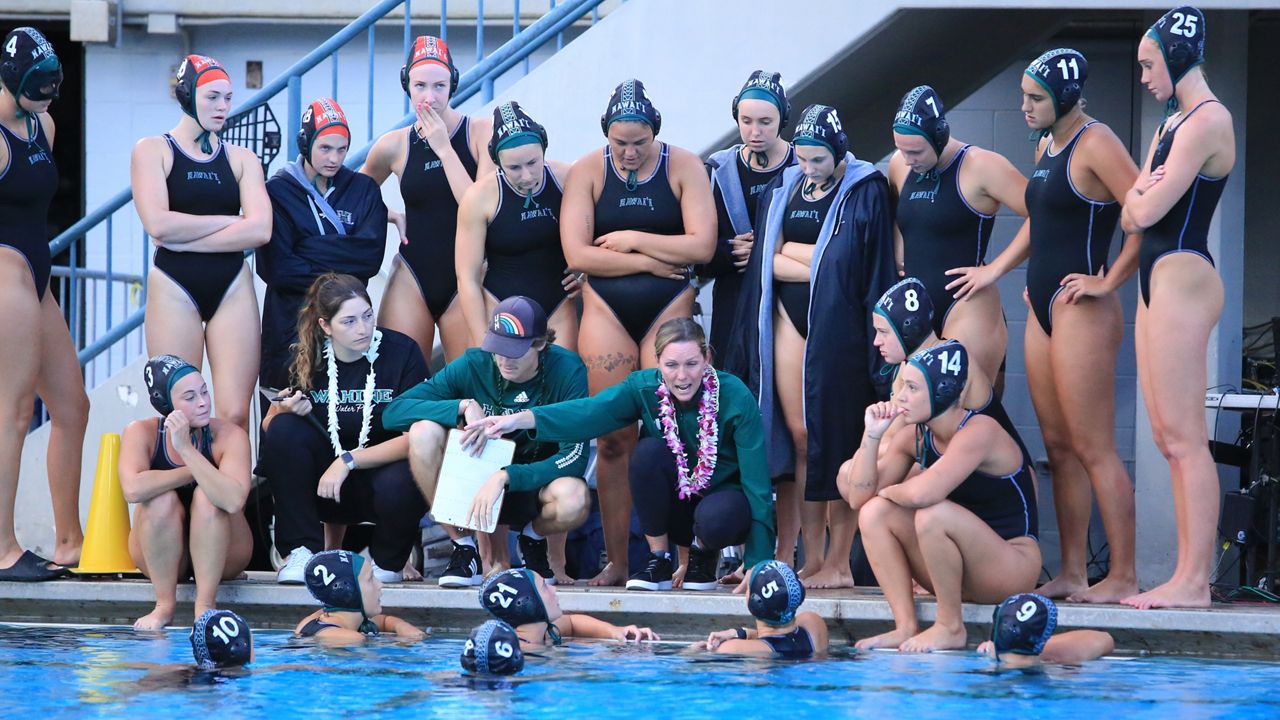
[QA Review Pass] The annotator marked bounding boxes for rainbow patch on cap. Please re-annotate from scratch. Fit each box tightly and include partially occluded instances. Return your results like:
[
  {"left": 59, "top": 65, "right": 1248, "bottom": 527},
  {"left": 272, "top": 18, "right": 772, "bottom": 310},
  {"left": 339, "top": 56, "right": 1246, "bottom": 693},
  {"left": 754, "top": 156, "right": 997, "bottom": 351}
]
[{"left": 492, "top": 312, "right": 525, "bottom": 336}]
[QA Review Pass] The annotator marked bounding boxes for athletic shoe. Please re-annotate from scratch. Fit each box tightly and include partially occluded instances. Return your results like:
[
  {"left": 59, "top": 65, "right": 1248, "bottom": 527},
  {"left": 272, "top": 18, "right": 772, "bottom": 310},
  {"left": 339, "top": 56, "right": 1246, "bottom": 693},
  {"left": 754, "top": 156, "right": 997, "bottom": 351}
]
[
  {"left": 626, "top": 552, "right": 673, "bottom": 591},
  {"left": 683, "top": 545, "right": 719, "bottom": 591},
  {"left": 277, "top": 546, "right": 313, "bottom": 585},
  {"left": 371, "top": 559, "right": 404, "bottom": 584},
  {"left": 517, "top": 534, "right": 555, "bottom": 584},
  {"left": 717, "top": 546, "right": 742, "bottom": 580},
  {"left": 438, "top": 541, "right": 483, "bottom": 588}
]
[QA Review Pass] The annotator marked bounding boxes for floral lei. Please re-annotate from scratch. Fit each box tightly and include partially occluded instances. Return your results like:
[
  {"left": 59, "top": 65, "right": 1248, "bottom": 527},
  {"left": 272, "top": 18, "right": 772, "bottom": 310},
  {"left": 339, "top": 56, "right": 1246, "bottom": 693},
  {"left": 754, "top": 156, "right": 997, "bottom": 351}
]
[
  {"left": 325, "top": 329, "right": 382, "bottom": 457},
  {"left": 655, "top": 366, "right": 720, "bottom": 500}
]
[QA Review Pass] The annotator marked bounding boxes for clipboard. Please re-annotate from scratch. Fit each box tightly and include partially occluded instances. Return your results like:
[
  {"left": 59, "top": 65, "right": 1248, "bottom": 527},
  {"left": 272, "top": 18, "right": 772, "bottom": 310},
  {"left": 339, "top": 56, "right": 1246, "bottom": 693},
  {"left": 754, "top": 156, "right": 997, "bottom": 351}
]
[{"left": 430, "top": 429, "right": 516, "bottom": 533}]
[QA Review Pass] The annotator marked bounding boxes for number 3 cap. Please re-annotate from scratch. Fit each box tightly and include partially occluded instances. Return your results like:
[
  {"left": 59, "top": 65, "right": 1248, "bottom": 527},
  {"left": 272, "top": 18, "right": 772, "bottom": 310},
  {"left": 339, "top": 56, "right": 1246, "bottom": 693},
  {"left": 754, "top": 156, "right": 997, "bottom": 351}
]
[
  {"left": 304, "top": 550, "right": 366, "bottom": 614},
  {"left": 991, "top": 593, "right": 1058, "bottom": 656},
  {"left": 908, "top": 339, "right": 969, "bottom": 420},
  {"left": 190, "top": 608, "right": 252, "bottom": 669},
  {"left": 1024, "top": 48, "right": 1089, "bottom": 121},
  {"left": 461, "top": 619, "right": 525, "bottom": 675},
  {"left": 747, "top": 560, "right": 805, "bottom": 627}
]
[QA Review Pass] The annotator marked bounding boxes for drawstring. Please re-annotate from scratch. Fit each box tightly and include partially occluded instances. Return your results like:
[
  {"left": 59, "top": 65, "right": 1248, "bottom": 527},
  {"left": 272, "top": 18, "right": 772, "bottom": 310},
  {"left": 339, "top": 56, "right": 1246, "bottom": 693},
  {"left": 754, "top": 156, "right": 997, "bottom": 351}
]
[
  {"left": 749, "top": 150, "right": 769, "bottom": 169},
  {"left": 625, "top": 170, "right": 638, "bottom": 192},
  {"left": 523, "top": 190, "right": 539, "bottom": 210},
  {"left": 23, "top": 113, "right": 37, "bottom": 147},
  {"left": 1028, "top": 127, "right": 1051, "bottom": 143},
  {"left": 801, "top": 176, "right": 834, "bottom": 199},
  {"left": 195, "top": 129, "right": 214, "bottom": 155}
]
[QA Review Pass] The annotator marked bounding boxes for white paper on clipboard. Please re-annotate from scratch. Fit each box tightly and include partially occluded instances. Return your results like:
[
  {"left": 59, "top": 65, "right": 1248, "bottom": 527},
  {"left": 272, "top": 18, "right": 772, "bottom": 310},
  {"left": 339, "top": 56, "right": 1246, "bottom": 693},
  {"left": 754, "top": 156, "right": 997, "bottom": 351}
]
[{"left": 430, "top": 429, "right": 516, "bottom": 533}]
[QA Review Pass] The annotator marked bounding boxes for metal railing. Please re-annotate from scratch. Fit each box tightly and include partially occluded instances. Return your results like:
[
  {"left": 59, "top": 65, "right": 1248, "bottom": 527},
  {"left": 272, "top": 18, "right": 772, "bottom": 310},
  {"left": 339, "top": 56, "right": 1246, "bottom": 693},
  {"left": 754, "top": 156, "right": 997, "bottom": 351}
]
[{"left": 43, "top": 0, "right": 612, "bottom": 403}]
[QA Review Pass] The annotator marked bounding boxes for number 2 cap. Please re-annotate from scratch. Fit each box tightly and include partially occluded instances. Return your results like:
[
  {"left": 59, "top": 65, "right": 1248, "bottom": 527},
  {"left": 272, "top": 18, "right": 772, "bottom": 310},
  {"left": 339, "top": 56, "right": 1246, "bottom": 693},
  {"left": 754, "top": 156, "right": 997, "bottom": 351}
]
[
  {"left": 304, "top": 550, "right": 366, "bottom": 614},
  {"left": 461, "top": 619, "right": 525, "bottom": 675},
  {"left": 747, "top": 560, "right": 805, "bottom": 627},
  {"left": 190, "top": 609, "right": 252, "bottom": 669},
  {"left": 991, "top": 592, "right": 1057, "bottom": 656}
]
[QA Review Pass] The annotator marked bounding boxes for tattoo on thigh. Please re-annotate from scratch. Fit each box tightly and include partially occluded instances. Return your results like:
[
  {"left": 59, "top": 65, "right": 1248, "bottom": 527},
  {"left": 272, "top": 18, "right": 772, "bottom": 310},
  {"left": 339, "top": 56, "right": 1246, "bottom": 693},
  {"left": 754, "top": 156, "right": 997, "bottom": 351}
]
[{"left": 585, "top": 352, "right": 638, "bottom": 373}]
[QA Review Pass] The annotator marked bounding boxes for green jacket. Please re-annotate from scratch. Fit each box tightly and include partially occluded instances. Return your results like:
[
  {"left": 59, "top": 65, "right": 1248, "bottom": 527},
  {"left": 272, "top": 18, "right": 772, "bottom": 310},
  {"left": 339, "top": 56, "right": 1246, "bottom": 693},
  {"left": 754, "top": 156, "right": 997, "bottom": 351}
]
[
  {"left": 382, "top": 347, "right": 589, "bottom": 492},
  {"left": 531, "top": 368, "right": 775, "bottom": 566}
]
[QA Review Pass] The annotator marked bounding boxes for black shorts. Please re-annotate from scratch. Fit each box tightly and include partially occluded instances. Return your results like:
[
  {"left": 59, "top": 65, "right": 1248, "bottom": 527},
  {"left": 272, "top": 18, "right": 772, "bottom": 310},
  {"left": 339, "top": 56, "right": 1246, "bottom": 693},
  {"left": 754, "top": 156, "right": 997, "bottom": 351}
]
[{"left": 497, "top": 489, "right": 542, "bottom": 528}]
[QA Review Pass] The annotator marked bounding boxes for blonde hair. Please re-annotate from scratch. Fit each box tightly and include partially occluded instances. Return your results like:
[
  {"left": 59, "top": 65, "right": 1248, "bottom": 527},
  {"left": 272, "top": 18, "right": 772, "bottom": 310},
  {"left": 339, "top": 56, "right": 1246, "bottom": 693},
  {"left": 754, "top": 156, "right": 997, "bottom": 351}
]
[
  {"left": 653, "top": 318, "right": 708, "bottom": 359},
  {"left": 289, "top": 273, "right": 372, "bottom": 392}
]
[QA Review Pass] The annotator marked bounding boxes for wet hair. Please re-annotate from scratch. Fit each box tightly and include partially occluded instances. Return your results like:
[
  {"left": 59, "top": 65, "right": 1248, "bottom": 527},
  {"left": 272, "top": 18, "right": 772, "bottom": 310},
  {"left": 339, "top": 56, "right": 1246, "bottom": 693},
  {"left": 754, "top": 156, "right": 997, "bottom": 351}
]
[
  {"left": 654, "top": 318, "right": 708, "bottom": 359},
  {"left": 289, "top": 273, "right": 372, "bottom": 392}
]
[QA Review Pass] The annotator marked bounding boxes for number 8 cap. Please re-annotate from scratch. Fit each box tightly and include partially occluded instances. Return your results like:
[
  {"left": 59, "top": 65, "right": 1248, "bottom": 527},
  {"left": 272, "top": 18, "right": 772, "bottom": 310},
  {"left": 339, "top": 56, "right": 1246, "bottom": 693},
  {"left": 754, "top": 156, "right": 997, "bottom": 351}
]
[
  {"left": 747, "top": 560, "right": 805, "bottom": 627},
  {"left": 461, "top": 619, "right": 525, "bottom": 675},
  {"left": 907, "top": 339, "right": 969, "bottom": 420},
  {"left": 991, "top": 593, "right": 1057, "bottom": 657},
  {"left": 190, "top": 609, "right": 252, "bottom": 669},
  {"left": 874, "top": 278, "right": 935, "bottom": 357}
]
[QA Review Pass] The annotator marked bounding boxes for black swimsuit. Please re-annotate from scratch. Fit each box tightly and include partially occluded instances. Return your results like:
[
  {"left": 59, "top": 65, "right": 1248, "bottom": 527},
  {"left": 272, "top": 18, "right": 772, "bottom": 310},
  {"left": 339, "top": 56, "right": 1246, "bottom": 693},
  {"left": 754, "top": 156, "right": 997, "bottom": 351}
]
[
  {"left": 1023, "top": 122, "right": 1121, "bottom": 336},
  {"left": 297, "top": 616, "right": 378, "bottom": 638},
  {"left": 759, "top": 626, "right": 815, "bottom": 659},
  {"left": 155, "top": 135, "right": 244, "bottom": 323},
  {"left": 483, "top": 166, "right": 568, "bottom": 314},
  {"left": 897, "top": 146, "right": 994, "bottom": 333},
  {"left": 149, "top": 420, "right": 215, "bottom": 507},
  {"left": 399, "top": 119, "right": 478, "bottom": 318},
  {"left": 775, "top": 185, "right": 837, "bottom": 340},
  {"left": 589, "top": 144, "right": 688, "bottom": 343},
  {"left": 0, "top": 119, "right": 55, "bottom": 300},
  {"left": 1138, "top": 100, "right": 1226, "bottom": 306}
]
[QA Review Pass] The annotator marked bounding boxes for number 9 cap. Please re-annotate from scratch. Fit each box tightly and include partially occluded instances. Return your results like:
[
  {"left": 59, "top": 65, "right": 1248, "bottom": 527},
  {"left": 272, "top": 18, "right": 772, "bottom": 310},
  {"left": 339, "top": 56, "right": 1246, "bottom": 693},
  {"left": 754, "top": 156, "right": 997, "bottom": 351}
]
[
  {"left": 907, "top": 339, "right": 969, "bottom": 420},
  {"left": 991, "top": 593, "right": 1057, "bottom": 657},
  {"left": 190, "top": 608, "right": 252, "bottom": 669},
  {"left": 461, "top": 620, "right": 525, "bottom": 675},
  {"left": 747, "top": 560, "right": 805, "bottom": 627},
  {"left": 304, "top": 550, "right": 365, "bottom": 614}
]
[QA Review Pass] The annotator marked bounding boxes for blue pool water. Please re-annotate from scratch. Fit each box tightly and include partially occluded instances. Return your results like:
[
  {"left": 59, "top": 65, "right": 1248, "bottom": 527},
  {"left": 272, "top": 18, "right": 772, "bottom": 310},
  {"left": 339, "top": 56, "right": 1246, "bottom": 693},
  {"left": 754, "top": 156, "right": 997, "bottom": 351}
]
[{"left": 1, "top": 624, "right": 1278, "bottom": 719}]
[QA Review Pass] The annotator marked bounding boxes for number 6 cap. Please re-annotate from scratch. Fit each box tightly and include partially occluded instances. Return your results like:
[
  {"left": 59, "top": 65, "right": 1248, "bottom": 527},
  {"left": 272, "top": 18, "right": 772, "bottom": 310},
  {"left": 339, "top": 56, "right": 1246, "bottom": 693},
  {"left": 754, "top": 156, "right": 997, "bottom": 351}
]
[
  {"left": 1024, "top": 48, "right": 1089, "bottom": 121},
  {"left": 991, "top": 593, "right": 1057, "bottom": 656},
  {"left": 908, "top": 339, "right": 969, "bottom": 420},
  {"left": 461, "top": 620, "right": 525, "bottom": 675},
  {"left": 304, "top": 550, "right": 366, "bottom": 614},
  {"left": 747, "top": 560, "right": 805, "bottom": 627},
  {"left": 190, "top": 608, "right": 252, "bottom": 669}
]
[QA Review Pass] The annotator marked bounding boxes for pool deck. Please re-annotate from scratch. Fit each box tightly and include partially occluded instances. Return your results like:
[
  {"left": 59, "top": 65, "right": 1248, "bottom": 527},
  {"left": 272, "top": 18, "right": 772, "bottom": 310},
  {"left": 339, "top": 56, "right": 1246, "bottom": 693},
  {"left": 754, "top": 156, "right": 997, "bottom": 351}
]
[{"left": 2, "top": 574, "right": 1279, "bottom": 657}]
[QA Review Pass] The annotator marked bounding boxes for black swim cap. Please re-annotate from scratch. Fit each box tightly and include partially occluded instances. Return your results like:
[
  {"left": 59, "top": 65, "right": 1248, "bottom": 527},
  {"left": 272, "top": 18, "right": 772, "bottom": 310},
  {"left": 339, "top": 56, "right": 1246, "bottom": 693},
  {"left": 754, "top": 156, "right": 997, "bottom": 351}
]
[
  {"left": 298, "top": 97, "right": 350, "bottom": 167},
  {"left": 304, "top": 550, "right": 366, "bottom": 614},
  {"left": 907, "top": 339, "right": 968, "bottom": 420},
  {"left": 1147, "top": 6, "right": 1206, "bottom": 112},
  {"left": 792, "top": 104, "right": 847, "bottom": 160},
  {"left": 190, "top": 609, "right": 252, "bottom": 669},
  {"left": 892, "top": 85, "right": 950, "bottom": 159},
  {"left": 1, "top": 27, "right": 61, "bottom": 104},
  {"left": 488, "top": 101, "right": 548, "bottom": 164},
  {"left": 747, "top": 560, "right": 805, "bottom": 627},
  {"left": 733, "top": 70, "right": 790, "bottom": 129},
  {"left": 991, "top": 593, "right": 1057, "bottom": 657},
  {"left": 461, "top": 620, "right": 525, "bottom": 675},
  {"left": 874, "top": 278, "right": 935, "bottom": 357},
  {"left": 480, "top": 568, "right": 548, "bottom": 626},
  {"left": 144, "top": 355, "right": 199, "bottom": 417},
  {"left": 1025, "top": 48, "right": 1088, "bottom": 122},
  {"left": 600, "top": 79, "right": 662, "bottom": 136}
]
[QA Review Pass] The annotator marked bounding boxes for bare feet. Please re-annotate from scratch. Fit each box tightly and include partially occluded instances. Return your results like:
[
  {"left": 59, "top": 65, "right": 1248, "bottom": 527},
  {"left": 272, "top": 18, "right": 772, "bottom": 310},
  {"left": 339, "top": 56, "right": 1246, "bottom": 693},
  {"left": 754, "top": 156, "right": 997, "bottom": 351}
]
[
  {"left": 53, "top": 537, "right": 83, "bottom": 569},
  {"left": 401, "top": 558, "right": 424, "bottom": 582},
  {"left": 718, "top": 564, "right": 744, "bottom": 586},
  {"left": 1121, "top": 579, "right": 1211, "bottom": 610},
  {"left": 802, "top": 567, "right": 854, "bottom": 590},
  {"left": 552, "top": 571, "right": 574, "bottom": 585},
  {"left": 899, "top": 622, "right": 967, "bottom": 653},
  {"left": 587, "top": 561, "right": 627, "bottom": 587},
  {"left": 854, "top": 627, "right": 916, "bottom": 651},
  {"left": 1068, "top": 575, "right": 1138, "bottom": 604},
  {"left": 133, "top": 604, "right": 175, "bottom": 632},
  {"left": 912, "top": 580, "right": 931, "bottom": 596},
  {"left": 796, "top": 562, "right": 824, "bottom": 581},
  {"left": 1036, "top": 573, "right": 1089, "bottom": 600}
]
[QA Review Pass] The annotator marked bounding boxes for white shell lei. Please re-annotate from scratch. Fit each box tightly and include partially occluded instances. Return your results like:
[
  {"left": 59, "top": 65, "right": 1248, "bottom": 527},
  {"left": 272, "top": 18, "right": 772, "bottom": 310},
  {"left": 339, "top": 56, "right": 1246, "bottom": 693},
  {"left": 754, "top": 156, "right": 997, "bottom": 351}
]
[{"left": 325, "top": 329, "right": 382, "bottom": 457}]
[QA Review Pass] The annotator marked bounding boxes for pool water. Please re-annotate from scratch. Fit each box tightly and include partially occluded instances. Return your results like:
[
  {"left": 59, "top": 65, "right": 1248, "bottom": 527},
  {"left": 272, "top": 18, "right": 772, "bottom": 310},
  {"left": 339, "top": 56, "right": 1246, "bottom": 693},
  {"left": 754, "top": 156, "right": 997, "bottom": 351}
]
[{"left": 2, "top": 623, "right": 1278, "bottom": 719}]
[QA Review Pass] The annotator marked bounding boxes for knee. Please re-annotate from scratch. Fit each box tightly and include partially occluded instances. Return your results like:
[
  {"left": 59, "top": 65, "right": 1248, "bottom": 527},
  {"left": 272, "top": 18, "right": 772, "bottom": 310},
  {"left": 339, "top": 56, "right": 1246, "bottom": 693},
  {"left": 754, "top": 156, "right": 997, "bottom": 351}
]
[
  {"left": 548, "top": 478, "right": 590, "bottom": 527},
  {"left": 192, "top": 486, "right": 240, "bottom": 518},
  {"left": 1156, "top": 430, "right": 1205, "bottom": 465},
  {"left": 52, "top": 390, "right": 90, "bottom": 428},
  {"left": 263, "top": 412, "right": 311, "bottom": 450},
  {"left": 694, "top": 492, "right": 751, "bottom": 549},
  {"left": 140, "top": 491, "right": 186, "bottom": 529},
  {"left": 408, "top": 419, "right": 446, "bottom": 457},
  {"left": 598, "top": 433, "right": 637, "bottom": 463},
  {"left": 221, "top": 407, "right": 250, "bottom": 432},
  {"left": 913, "top": 504, "right": 949, "bottom": 539},
  {"left": 857, "top": 496, "right": 894, "bottom": 533},
  {"left": 1039, "top": 427, "right": 1073, "bottom": 459}
]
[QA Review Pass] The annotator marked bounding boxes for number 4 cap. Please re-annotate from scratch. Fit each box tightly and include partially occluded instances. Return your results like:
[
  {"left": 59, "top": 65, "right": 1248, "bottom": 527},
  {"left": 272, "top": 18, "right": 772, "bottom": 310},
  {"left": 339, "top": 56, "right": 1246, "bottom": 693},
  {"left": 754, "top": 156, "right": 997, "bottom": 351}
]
[
  {"left": 991, "top": 592, "right": 1058, "bottom": 657},
  {"left": 191, "top": 608, "right": 253, "bottom": 669},
  {"left": 461, "top": 619, "right": 525, "bottom": 675}
]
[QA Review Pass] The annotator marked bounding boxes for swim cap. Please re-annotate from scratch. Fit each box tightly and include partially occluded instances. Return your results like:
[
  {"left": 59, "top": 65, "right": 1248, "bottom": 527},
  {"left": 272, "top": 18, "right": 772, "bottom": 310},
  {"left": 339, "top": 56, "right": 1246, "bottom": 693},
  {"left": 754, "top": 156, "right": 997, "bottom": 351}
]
[
  {"left": 907, "top": 339, "right": 968, "bottom": 420},
  {"left": 480, "top": 569, "right": 559, "bottom": 644},
  {"left": 733, "top": 70, "right": 790, "bottom": 129},
  {"left": 190, "top": 609, "right": 252, "bottom": 669},
  {"left": 1024, "top": 48, "right": 1088, "bottom": 122},
  {"left": 892, "top": 85, "right": 950, "bottom": 159},
  {"left": 874, "top": 278, "right": 935, "bottom": 357},
  {"left": 297, "top": 97, "right": 350, "bottom": 166},
  {"left": 304, "top": 550, "right": 366, "bottom": 614},
  {"left": 174, "top": 55, "right": 230, "bottom": 154},
  {"left": 1146, "top": 6, "right": 1206, "bottom": 112},
  {"left": 600, "top": 79, "right": 662, "bottom": 136},
  {"left": 1, "top": 27, "right": 61, "bottom": 103},
  {"left": 461, "top": 620, "right": 525, "bottom": 675},
  {"left": 144, "top": 355, "right": 200, "bottom": 416},
  {"left": 400, "top": 35, "right": 458, "bottom": 97},
  {"left": 747, "top": 560, "right": 805, "bottom": 627},
  {"left": 991, "top": 593, "right": 1057, "bottom": 657},
  {"left": 488, "top": 101, "right": 548, "bottom": 164},
  {"left": 792, "top": 104, "right": 848, "bottom": 160}
]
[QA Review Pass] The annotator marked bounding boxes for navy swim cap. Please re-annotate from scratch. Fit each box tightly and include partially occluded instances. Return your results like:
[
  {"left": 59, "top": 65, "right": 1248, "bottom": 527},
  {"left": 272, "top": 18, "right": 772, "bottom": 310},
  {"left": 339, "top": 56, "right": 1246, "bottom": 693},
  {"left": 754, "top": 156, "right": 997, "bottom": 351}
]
[
  {"left": 304, "top": 550, "right": 366, "bottom": 614},
  {"left": 733, "top": 70, "right": 790, "bottom": 129},
  {"left": 893, "top": 85, "right": 950, "bottom": 159},
  {"left": 601, "top": 79, "right": 662, "bottom": 136},
  {"left": 1, "top": 27, "right": 61, "bottom": 103},
  {"left": 792, "top": 104, "right": 848, "bottom": 160},
  {"left": 1025, "top": 48, "right": 1088, "bottom": 124},
  {"left": 907, "top": 339, "right": 968, "bottom": 420},
  {"left": 298, "top": 97, "right": 350, "bottom": 166},
  {"left": 480, "top": 568, "right": 550, "bottom": 626},
  {"left": 190, "top": 609, "right": 252, "bottom": 669},
  {"left": 461, "top": 620, "right": 525, "bottom": 675},
  {"left": 991, "top": 593, "right": 1057, "bottom": 657},
  {"left": 144, "top": 355, "right": 200, "bottom": 416},
  {"left": 1147, "top": 6, "right": 1206, "bottom": 112},
  {"left": 747, "top": 560, "right": 805, "bottom": 627},
  {"left": 874, "top": 278, "right": 935, "bottom": 357},
  {"left": 488, "top": 101, "right": 548, "bottom": 164}
]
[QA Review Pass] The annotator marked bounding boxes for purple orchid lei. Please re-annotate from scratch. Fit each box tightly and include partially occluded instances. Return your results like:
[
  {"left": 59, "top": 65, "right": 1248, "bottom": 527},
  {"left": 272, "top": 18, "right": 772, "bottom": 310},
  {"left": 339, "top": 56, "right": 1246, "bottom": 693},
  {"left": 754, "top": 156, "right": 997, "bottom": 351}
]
[{"left": 655, "top": 366, "right": 720, "bottom": 500}]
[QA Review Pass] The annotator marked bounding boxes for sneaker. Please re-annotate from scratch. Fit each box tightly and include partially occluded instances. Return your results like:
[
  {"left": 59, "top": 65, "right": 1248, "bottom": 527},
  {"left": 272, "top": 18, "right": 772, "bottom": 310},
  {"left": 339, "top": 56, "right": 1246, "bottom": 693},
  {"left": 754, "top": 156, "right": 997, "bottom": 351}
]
[
  {"left": 371, "top": 559, "right": 403, "bottom": 584},
  {"left": 717, "top": 546, "right": 742, "bottom": 580},
  {"left": 517, "top": 534, "right": 555, "bottom": 584},
  {"left": 683, "top": 545, "right": 719, "bottom": 591},
  {"left": 438, "top": 541, "right": 483, "bottom": 588},
  {"left": 626, "top": 552, "right": 673, "bottom": 591},
  {"left": 277, "top": 546, "right": 313, "bottom": 585}
]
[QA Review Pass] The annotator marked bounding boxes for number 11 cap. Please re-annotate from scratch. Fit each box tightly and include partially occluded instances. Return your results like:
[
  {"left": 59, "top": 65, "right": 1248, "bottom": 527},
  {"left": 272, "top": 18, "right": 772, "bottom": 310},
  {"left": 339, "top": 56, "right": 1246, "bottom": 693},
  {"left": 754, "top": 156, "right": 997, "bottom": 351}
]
[{"left": 1024, "top": 48, "right": 1089, "bottom": 120}]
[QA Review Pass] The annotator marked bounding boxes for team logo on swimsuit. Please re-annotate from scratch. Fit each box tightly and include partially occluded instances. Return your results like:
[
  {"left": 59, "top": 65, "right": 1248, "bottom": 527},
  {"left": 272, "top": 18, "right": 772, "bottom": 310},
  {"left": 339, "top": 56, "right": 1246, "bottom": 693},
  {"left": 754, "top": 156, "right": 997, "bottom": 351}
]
[{"left": 492, "top": 312, "right": 524, "bottom": 336}]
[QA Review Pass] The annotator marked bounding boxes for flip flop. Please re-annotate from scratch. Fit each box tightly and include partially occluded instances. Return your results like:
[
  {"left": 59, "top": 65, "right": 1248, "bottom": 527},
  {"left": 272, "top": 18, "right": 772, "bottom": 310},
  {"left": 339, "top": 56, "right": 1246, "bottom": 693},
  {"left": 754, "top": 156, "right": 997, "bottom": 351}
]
[{"left": 0, "top": 550, "right": 71, "bottom": 582}]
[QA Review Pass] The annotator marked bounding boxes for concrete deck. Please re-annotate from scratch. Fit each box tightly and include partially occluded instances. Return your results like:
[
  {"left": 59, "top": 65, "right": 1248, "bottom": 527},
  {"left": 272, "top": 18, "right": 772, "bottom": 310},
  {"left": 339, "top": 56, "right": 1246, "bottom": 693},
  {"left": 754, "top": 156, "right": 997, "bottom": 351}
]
[{"left": 2, "top": 573, "right": 1278, "bottom": 658}]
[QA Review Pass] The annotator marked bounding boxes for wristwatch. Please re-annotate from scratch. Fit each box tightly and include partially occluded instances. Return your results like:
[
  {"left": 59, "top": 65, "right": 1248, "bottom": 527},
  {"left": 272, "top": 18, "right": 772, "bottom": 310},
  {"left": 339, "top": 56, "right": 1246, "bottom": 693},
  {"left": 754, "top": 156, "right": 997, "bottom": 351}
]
[
  {"left": 734, "top": 627, "right": 748, "bottom": 640},
  {"left": 341, "top": 451, "right": 356, "bottom": 470}
]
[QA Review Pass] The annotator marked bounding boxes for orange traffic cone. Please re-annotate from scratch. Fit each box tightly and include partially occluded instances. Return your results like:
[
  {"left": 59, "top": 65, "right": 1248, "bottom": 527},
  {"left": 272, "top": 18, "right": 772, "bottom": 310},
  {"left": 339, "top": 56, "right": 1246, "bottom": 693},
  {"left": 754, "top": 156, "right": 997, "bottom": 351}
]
[{"left": 71, "top": 433, "right": 138, "bottom": 575}]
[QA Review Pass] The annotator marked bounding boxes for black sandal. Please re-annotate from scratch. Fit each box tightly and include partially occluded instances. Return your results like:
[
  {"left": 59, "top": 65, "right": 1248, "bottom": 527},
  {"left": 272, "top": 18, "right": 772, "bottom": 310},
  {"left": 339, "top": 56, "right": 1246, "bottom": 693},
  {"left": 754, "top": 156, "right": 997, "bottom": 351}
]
[{"left": 0, "top": 550, "right": 71, "bottom": 582}]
